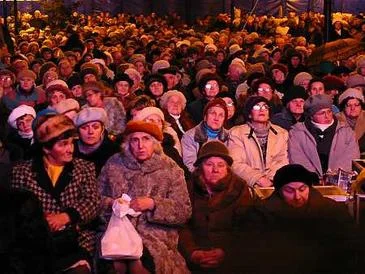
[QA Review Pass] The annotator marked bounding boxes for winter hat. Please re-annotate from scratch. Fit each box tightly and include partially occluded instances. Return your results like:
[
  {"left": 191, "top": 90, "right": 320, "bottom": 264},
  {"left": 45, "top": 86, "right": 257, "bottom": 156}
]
[
  {"left": 203, "top": 98, "right": 228, "bottom": 121},
  {"left": 46, "top": 79, "right": 68, "bottom": 89},
  {"left": 195, "top": 59, "right": 215, "bottom": 72},
  {"left": 243, "top": 96, "right": 270, "bottom": 121},
  {"left": 34, "top": 114, "right": 76, "bottom": 143},
  {"left": 304, "top": 94, "right": 333, "bottom": 117},
  {"left": 198, "top": 73, "right": 222, "bottom": 93},
  {"left": 152, "top": 60, "right": 170, "bottom": 74},
  {"left": 17, "top": 69, "right": 36, "bottom": 81},
  {"left": 158, "top": 66, "right": 178, "bottom": 76},
  {"left": 125, "top": 68, "right": 141, "bottom": 82},
  {"left": 273, "top": 164, "right": 318, "bottom": 190},
  {"left": 75, "top": 107, "right": 108, "bottom": 127},
  {"left": 113, "top": 73, "right": 133, "bottom": 87},
  {"left": 346, "top": 74, "right": 365, "bottom": 88},
  {"left": 45, "top": 83, "right": 71, "bottom": 99},
  {"left": 194, "top": 140, "right": 233, "bottom": 167},
  {"left": 338, "top": 88, "right": 365, "bottom": 106},
  {"left": 282, "top": 85, "right": 308, "bottom": 105},
  {"left": 129, "top": 54, "right": 146, "bottom": 65},
  {"left": 229, "top": 44, "right": 242, "bottom": 56},
  {"left": 124, "top": 120, "right": 163, "bottom": 142},
  {"left": 133, "top": 106, "right": 165, "bottom": 122},
  {"left": 53, "top": 98, "right": 80, "bottom": 115},
  {"left": 323, "top": 75, "right": 345, "bottom": 91},
  {"left": 205, "top": 43, "right": 218, "bottom": 53},
  {"left": 79, "top": 67, "right": 98, "bottom": 82},
  {"left": 67, "top": 74, "right": 82, "bottom": 89},
  {"left": 160, "top": 90, "right": 187, "bottom": 110},
  {"left": 293, "top": 72, "right": 313, "bottom": 86},
  {"left": 144, "top": 73, "right": 168, "bottom": 90},
  {"left": 82, "top": 81, "right": 104, "bottom": 95},
  {"left": 8, "top": 105, "right": 36, "bottom": 129},
  {"left": 176, "top": 40, "right": 191, "bottom": 48},
  {"left": 270, "top": 63, "right": 288, "bottom": 76}
]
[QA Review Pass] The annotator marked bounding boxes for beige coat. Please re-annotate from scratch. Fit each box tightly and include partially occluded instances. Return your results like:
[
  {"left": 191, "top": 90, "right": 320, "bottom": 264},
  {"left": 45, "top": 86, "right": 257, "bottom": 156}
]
[
  {"left": 228, "top": 124, "right": 289, "bottom": 187},
  {"left": 336, "top": 110, "right": 365, "bottom": 141}
]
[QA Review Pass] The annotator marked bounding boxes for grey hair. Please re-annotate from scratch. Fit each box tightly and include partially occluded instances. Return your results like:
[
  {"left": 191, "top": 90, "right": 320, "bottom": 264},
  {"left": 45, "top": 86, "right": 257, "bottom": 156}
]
[{"left": 121, "top": 133, "right": 163, "bottom": 156}]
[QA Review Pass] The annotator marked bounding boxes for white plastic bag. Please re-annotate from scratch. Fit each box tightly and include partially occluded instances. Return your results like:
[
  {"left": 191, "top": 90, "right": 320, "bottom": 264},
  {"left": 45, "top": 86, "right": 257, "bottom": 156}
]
[{"left": 101, "top": 194, "right": 143, "bottom": 260}]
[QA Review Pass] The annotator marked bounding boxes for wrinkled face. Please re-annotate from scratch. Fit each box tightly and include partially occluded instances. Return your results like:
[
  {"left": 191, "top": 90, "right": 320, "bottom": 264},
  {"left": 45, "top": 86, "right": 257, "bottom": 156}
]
[
  {"left": 71, "top": 85, "right": 83, "bottom": 98},
  {"left": 288, "top": 98, "right": 305, "bottom": 115},
  {"left": 228, "top": 65, "right": 245, "bottom": 81},
  {"left": 309, "top": 81, "right": 325, "bottom": 96},
  {"left": 49, "top": 91, "right": 66, "bottom": 106},
  {"left": 312, "top": 108, "right": 333, "bottom": 124},
  {"left": 166, "top": 95, "right": 183, "bottom": 115},
  {"left": 257, "top": 83, "right": 273, "bottom": 101},
  {"left": 202, "top": 156, "right": 228, "bottom": 186},
  {"left": 163, "top": 73, "right": 178, "bottom": 90},
  {"left": 16, "top": 114, "right": 34, "bottom": 133},
  {"left": 79, "top": 121, "right": 103, "bottom": 146},
  {"left": 129, "top": 132, "right": 155, "bottom": 162},
  {"left": 204, "top": 80, "right": 220, "bottom": 100},
  {"left": 272, "top": 69, "right": 285, "bottom": 84},
  {"left": 281, "top": 182, "right": 309, "bottom": 208},
  {"left": 115, "top": 81, "right": 130, "bottom": 97},
  {"left": 204, "top": 106, "right": 225, "bottom": 130},
  {"left": 85, "top": 90, "right": 103, "bottom": 107},
  {"left": 19, "top": 77, "right": 34, "bottom": 91},
  {"left": 250, "top": 102, "right": 270, "bottom": 123},
  {"left": 83, "top": 73, "right": 97, "bottom": 83},
  {"left": 149, "top": 81, "right": 164, "bottom": 97},
  {"left": 344, "top": 98, "right": 362, "bottom": 119},
  {"left": 43, "top": 137, "right": 74, "bottom": 166},
  {"left": 222, "top": 97, "right": 235, "bottom": 120}
]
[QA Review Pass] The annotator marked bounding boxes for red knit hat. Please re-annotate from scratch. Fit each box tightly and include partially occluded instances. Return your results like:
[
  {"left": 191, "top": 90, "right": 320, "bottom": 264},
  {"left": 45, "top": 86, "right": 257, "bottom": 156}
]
[
  {"left": 203, "top": 98, "right": 228, "bottom": 122},
  {"left": 124, "top": 120, "right": 163, "bottom": 142}
]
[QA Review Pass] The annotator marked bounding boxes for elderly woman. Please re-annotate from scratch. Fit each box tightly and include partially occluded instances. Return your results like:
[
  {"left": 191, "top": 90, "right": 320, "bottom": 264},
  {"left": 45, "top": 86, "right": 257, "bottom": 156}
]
[
  {"left": 83, "top": 81, "right": 126, "bottom": 137},
  {"left": 160, "top": 90, "right": 195, "bottom": 139},
  {"left": 179, "top": 141, "right": 253, "bottom": 273},
  {"left": 42, "top": 80, "right": 72, "bottom": 110},
  {"left": 251, "top": 77, "right": 282, "bottom": 115},
  {"left": 0, "top": 69, "right": 16, "bottom": 97},
  {"left": 125, "top": 68, "right": 144, "bottom": 95},
  {"left": 228, "top": 96, "right": 289, "bottom": 187},
  {"left": 182, "top": 98, "right": 230, "bottom": 172},
  {"left": 289, "top": 94, "right": 359, "bottom": 177},
  {"left": 143, "top": 73, "right": 168, "bottom": 104},
  {"left": 7, "top": 104, "right": 36, "bottom": 160},
  {"left": 98, "top": 120, "right": 191, "bottom": 274},
  {"left": 74, "top": 107, "right": 119, "bottom": 176},
  {"left": 10, "top": 114, "right": 101, "bottom": 273},
  {"left": 53, "top": 98, "right": 80, "bottom": 121},
  {"left": 336, "top": 88, "right": 365, "bottom": 154},
  {"left": 113, "top": 73, "right": 136, "bottom": 107}
]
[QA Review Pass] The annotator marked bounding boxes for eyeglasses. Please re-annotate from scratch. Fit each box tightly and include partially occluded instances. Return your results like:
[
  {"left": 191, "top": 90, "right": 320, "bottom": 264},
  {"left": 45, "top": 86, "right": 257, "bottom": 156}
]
[
  {"left": 257, "top": 87, "right": 272, "bottom": 93},
  {"left": 252, "top": 104, "right": 269, "bottom": 111},
  {"left": 205, "top": 83, "right": 218, "bottom": 89}
]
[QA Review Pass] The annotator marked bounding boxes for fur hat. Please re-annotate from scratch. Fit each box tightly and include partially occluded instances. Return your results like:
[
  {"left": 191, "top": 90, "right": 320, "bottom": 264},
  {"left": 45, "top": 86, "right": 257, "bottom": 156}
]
[
  {"left": 194, "top": 140, "right": 233, "bottom": 167},
  {"left": 293, "top": 72, "right": 313, "bottom": 86},
  {"left": 229, "top": 44, "right": 242, "bottom": 55},
  {"left": 129, "top": 54, "right": 146, "bottom": 65},
  {"left": 113, "top": 73, "right": 133, "bottom": 87},
  {"left": 17, "top": 69, "right": 36, "bottom": 81},
  {"left": 53, "top": 98, "right": 80, "bottom": 115},
  {"left": 79, "top": 67, "right": 98, "bottom": 82},
  {"left": 304, "top": 94, "right": 333, "bottom": 117},
  {"left": 273, "top": 164, "right": 318, "bottom": 190},
  {"left": 282, "top": 86, "right": 308, "bottom": 105},
  {"left": 144, "top": 73, "right": 168, "bottom": 91},
  {"left": 346, "top": 74, "right": 365, "bottom": 88},
  {"left": 270, "top": 63, "right": 288, "bottom": 76},
  {"left": 198, "top": 73, "right": 222, "bottom": 93},
  {"left": 8, "top": 105, "right": 36, "bottom": 129},
  {"left": 34, "top": 114, "right": 76, "bottom": 143},
  {"left": 46, "top": 79, "right": 69, "bottom": 89},
  {"left": 82, "top": 81, "right": 104, "bottom": 94},
  {"left": 160, "top": 90, "right": 187, "bottom": 110},
  {"left": 133, "top": 106, "right": 165, "bottom": 122},
  {"left": 75, "top": 107, "right": 108, "bottom": 127},
  {"left": 124, "top": 120, "right": 163, "bottom": 141},
  {"left": 203, "top": 98, "right": 228, "bottom": 121},
  {"left": 45, "top": 84, "right": 71, "bottom": 99},
  {"left": 152, "top": 60, "right": 170, "bottom": 74},
  {"left": 67, "top": 74, "right": 82, "bottom": 89},
  {"left": 338, "top": 88, "right": 365, "bottom": 106},
  {"left": 323, "top": 75, "right": 345, "bottom": 92}
]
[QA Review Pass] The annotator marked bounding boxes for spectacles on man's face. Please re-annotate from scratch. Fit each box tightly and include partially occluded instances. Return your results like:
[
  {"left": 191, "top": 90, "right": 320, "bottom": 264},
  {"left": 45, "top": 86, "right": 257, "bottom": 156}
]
[
  {"left": 252, "top": 104, "right": 270, "bottom": 111},
  {"left": 257, "top": 87, "right": 272, "bottom": 93}
]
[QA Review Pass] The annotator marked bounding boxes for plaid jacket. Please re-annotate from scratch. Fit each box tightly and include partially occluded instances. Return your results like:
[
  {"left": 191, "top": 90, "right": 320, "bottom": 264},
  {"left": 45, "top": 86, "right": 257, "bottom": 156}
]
[{"left": 10, "top": 157, "right": 101, "bottom": 254}]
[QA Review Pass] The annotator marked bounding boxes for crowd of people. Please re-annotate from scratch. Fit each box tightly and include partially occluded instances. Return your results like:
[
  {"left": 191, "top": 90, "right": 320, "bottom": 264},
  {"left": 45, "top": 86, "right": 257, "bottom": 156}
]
[{"left": 1, "top": 8, "right": 365, "bottom": 274}]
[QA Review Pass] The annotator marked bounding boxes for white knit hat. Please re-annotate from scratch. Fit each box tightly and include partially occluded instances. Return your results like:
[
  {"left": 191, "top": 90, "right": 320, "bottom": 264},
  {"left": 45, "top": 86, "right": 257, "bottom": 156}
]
[
  {"left": 46, "top": 79, "right": 69, "bottom": 89},
  {"left": 338, "top": 88, "right": 365, "bottom": 105},
  {"left": 75, "top": 107, "right": 108, "bottom": 127},
  {"left": 133, "top": 106, "right": 165, "bottom": 122},
  {"left": 8, "top": 104, "right": 36, "bottom": 129},
  {"left": 53, "top": 98, "right": 80, "bottom": 115}
]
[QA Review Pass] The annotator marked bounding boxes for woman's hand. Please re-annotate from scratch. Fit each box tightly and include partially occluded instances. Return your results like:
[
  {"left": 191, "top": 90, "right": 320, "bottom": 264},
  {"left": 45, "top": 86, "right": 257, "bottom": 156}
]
[
  {"left": 257, "top": 177, "right": 272, "bottom": 187},
  {"left": 46, "top": 213, "right": 71, "bottom": 232},
  {"left": 130, "top": 197, "right": 155, "bottom": 212},
  {"left": 191, "top": 248, "right": 225, "bottom": 268}
]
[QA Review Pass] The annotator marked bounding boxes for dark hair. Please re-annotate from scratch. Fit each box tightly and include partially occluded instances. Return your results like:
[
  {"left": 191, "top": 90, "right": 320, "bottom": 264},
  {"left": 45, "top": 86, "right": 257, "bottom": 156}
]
[
  {"left": 308, "top": 78, "right": 325, "bottom": 91},
  {"left": 251, "top": 77, "right": 274, "bottom": 94},
  {"left": 339, "top": 97, "right": 365, "bottom": 111},
  {"left": 125, "top": 95, "right": 156, "bottom": 121}
]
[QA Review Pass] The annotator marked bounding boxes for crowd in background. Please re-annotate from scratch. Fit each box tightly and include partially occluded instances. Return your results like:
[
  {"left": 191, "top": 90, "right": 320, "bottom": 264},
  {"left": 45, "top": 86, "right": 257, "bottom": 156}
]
[{"left": 1, "top": 9, "right": 365, "bottom": 274}]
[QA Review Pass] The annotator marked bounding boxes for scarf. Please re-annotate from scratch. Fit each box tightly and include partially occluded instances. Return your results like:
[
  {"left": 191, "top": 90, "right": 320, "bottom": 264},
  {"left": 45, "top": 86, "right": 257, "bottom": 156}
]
[
  {"left": 78, "top": 134, "right": 104, "bottom": 155},
  {"left": 203, "top": 122, "right": 221, "bottom": 139},
  {"left": 248, "top": 122, "right": 270, "bottom": 164}
]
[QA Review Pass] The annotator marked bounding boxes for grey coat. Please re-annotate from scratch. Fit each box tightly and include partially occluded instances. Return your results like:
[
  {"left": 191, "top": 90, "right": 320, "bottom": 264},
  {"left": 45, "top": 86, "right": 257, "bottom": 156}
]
[
  {"left": 98, "top": 150, "right": 192, "bottom": 274},
  {"left": 288, "top": 121, "right": 360, "bottom": 176}
]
